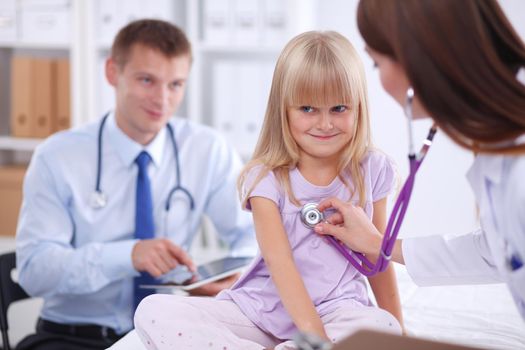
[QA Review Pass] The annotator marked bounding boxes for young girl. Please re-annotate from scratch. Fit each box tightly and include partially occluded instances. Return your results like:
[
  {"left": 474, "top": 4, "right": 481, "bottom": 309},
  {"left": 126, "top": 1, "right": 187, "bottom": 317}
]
[{"left": 134, "top": 30, "right": 403, "bottom": 349}]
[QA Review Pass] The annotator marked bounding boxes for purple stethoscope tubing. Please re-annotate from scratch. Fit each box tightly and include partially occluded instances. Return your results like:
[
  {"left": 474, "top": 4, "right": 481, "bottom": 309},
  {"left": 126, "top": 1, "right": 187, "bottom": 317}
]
[{"left": 327, "top": 88, "right": 437, "bottom": 276}]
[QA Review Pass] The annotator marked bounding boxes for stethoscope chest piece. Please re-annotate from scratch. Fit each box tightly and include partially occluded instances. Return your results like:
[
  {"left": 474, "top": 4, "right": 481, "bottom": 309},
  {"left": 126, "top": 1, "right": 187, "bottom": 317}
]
[
  {"left": 92, "top": 113, "right": 195, "bottom": 213},
  {"left": 301, "top": 202, "right": 324, "bottom": 228},
  {"left": 90, "top": 191, "right": 107, "bottom": 209}
]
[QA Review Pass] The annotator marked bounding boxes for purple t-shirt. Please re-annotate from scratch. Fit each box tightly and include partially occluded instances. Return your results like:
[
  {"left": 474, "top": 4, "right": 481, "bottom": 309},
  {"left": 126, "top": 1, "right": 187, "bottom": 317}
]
[{"left": 217, "top": 150, "right": 395, "bottom": 340}]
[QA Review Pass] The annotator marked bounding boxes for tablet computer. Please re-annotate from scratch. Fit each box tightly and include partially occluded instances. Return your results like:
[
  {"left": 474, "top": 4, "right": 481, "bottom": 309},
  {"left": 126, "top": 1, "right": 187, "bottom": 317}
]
[{"left": 140, "top": 256, "right": 253, "bottom": 291}]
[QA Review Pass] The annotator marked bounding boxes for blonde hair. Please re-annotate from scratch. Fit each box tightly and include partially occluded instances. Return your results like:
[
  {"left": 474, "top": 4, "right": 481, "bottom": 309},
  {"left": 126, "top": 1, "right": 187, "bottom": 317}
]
[{"left": 238, "top": 31, "right": 371, "bottom": 208}]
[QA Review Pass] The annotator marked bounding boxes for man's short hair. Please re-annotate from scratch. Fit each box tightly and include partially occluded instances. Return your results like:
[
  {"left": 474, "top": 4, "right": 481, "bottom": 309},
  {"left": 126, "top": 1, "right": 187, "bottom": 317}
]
[{"left": 111, "top": 19, "right": 192, "bottom": 68}]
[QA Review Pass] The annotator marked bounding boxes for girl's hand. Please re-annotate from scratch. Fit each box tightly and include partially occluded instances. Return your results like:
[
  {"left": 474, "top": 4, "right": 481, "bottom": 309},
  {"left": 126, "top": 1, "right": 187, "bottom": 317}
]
[{"left": 314, "top": 197, "right": 382, "bottom": 255}]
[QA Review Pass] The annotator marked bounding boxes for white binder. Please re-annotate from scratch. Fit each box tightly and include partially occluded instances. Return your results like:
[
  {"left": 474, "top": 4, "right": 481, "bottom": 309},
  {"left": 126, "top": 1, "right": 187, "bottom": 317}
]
[
  {"left": 262, "top": 0, "right": 287, "bottom": 46},
  {"left": 203, "top": 0, "right": 233, "bottom": 45},
  {"left": 233, "top": 0, "right": 260, "bottom": 45}
]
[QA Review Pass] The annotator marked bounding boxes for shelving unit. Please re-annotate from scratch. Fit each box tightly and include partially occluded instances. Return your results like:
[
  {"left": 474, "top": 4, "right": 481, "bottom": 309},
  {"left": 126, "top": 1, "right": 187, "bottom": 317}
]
[
  {"left": 0, "top": 0, "right": 73, "bottom": 159},
  {"left": 0, "top": 0, "right": 317, "bottom": 239},
  {"left": 0, "top": 0, "right": 317, "bottom": 162},
  {"left": 197, "top": 44, "right": 283, "bottom": 54},
  {"left": 190, "top": 0, "right": 316, "bottom": 158},
  {"left": 0, "top": 136, "right": 41, "bottom": 151},
  {"left": 0, "top": 42, "right": 69, "bottom": 50}
]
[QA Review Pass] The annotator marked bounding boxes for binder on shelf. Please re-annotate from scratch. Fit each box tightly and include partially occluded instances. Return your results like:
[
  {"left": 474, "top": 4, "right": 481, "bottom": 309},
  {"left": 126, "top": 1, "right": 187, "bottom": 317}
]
[
  {"left": 19, "top": 0, "right": 71, "bottom": 45},
  {"left": 118, "top": 0, "right": 175, "bottom": 31},
  {"left": 203, "top": 0, "right": 233, "bottom": 45},
  {"left": 20, "top": 0, "right": 69, "bottom": 7},
  {"left": 96, "top": 0, "right": 120, "bottom": 47},
  {"left": 0, "top": 0, "right": 17, "bottom": 43},
  {"left": 237, "top": 61, "right": 264, "bottom": 156},
  {"left": 286, "top": 0, "right": 316, "bottom": 39},
  {"left": 118, "top": 0, "right": 141, "bottom": 27},
  {"left": 262, "top": 0, "right": 287, "bottom": 46},
  {"left": 0, "top": 165, "right": 27, "bottom": 237},
  {"left": 140, "top": 0, "right": 174, "bottom": 22},
  {"left": 11, "top": 56, "right": 33, "bottom": 138},
  {"left": 32, "top": 58, "right": 54, "bottom": 138},
  {"left": 233, "top": 0, "right": 260, "bottom": 45},
  {"left": 212, "top": 60, "right": 272, "bottom": 158},
  {"left": 96, "top": 0, "right": 175, "bottom": 48},
  {"left": 53, "top": 59, "right": 70, "bottom": 132},
  {"left": 213, "top": 60, "right": 236, "bottom": 146},
  {"left": 11, "top": 56, "right": 70, "bottom": 139}
]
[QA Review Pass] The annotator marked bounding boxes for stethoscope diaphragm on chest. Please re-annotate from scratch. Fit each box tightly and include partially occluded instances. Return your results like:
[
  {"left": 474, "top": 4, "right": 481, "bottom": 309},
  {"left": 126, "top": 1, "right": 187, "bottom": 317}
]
[
  {"left": 90, "top": 191, "right": 108, "bottom": 209},
  {"left": 300, "top": 203, "right": 325, "bottom": 228}
]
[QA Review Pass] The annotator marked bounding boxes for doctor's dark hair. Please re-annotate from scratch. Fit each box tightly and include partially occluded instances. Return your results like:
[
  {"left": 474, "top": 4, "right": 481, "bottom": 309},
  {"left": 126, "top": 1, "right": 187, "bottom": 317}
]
[
  {"left": 358, "top": 0, "right": 525, "bottom": 154},
  {"left": 238, "top": 31, "right": 372, "bottom": 208},
  {"left": 111, "top": 19, "right": 192, "bottom": 68}
]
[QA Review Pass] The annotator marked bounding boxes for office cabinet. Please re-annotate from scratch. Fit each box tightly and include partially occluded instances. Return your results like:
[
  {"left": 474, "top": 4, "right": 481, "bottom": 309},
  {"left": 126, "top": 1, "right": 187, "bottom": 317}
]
[
  {"left": 0, "top": 166, "right": 26, "bottom": 236},
  {"left": 0, "top": 0, "right": 315, "bottom": 159},
  {"left": 10, "top": 56, "right": 70, "bottom": 138},
  {"left": 0, "top": 0, "right": 317, "bottom": 253}
]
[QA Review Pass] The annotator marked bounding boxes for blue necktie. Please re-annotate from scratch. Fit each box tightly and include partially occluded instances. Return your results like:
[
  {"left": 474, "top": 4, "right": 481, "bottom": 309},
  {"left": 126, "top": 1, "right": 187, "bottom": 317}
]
[{"left": 133, "top": 151, "right": 156, "bottom": 310}]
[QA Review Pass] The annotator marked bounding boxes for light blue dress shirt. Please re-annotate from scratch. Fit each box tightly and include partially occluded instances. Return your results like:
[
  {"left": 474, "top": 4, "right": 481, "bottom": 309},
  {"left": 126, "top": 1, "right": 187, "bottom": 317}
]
[{"left": 16, "top": 113, "right": 257, "bottom": 333}]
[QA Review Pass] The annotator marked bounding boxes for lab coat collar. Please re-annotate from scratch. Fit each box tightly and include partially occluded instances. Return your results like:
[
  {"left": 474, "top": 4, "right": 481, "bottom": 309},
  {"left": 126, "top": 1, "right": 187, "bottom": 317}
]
[
  {"left": 467, "top": 135, "right": 525, "bottom": 185},
  {"left": 469, "top": 154, "right": 504, "bottom": 185},
  {"left": 107, "top": 112, "right": 167, "bottom": 168}
]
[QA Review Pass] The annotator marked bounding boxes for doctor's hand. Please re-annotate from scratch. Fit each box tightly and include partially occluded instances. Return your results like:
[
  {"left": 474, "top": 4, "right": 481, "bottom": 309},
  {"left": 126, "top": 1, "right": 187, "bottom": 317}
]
[
  {"left": 132, "top": 238, "right": 196, "bottom": 278},
  {"left": 314, "top": 197, "right": 382, "bottom": 256},
  {"left": 187, "top": 273, "right": 241, "bottom": 297}
]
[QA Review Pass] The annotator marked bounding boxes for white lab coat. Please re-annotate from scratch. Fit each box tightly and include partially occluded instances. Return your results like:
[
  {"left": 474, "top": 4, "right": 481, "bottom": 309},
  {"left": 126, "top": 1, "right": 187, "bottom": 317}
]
[{"left": 403, "top": 148, "right": 525, "bottom": 320}]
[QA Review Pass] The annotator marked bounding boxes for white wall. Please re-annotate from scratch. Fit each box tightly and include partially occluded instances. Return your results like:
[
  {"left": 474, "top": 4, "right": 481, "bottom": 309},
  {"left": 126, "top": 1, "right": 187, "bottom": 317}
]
[{"left": 313, "top": 0, "right": 525, "bottom": 239}]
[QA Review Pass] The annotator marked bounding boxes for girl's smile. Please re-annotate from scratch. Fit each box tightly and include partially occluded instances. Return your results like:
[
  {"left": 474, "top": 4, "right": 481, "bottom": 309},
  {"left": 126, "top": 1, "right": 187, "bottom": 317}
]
[
  {"left": 288, "top": 104, "right": 355, "bottom": 160},
  {"left": 308, "top": 133, "right": 341, "bottom": 141}
]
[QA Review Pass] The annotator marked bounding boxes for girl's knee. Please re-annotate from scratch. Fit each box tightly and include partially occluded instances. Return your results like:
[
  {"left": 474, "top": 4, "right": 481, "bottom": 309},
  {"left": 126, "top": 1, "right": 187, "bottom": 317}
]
[
  {"left": 325, "top": 306, "right": 402, "bottom": 343},
  {"left": 364, "top": 308, "right": 402, "bottom": 335},
  {"left": 135, "top": 295, "right": 212, "bottom": 328},
  {"left": 134, "top": 294, "right": 187, "bottom": 329},
  {"left": 136, "top": 295, "right": 169, "bottom": 318}
]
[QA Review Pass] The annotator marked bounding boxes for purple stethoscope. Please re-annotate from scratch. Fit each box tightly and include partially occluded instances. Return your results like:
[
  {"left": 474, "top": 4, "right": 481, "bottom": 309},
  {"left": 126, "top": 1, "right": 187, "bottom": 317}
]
[{"left": 301, "top": 88, "right": 437, "bottom": 276}]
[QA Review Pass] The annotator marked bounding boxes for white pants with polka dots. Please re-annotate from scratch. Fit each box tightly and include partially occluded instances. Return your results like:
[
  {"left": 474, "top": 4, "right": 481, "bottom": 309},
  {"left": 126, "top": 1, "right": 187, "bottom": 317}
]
[{"left": 134, "top": 294, "right": 401, "bottom": 350}]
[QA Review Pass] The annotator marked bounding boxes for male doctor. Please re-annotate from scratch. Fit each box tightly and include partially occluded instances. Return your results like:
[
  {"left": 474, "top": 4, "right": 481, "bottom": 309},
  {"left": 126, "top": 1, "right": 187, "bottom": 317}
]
[{"left": 15, "top": 19, "right": 256, "bottom": 350}]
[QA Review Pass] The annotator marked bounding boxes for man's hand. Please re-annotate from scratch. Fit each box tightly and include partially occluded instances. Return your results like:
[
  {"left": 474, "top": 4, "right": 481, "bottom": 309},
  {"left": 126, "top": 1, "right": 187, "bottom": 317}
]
[
  {"left": 132, "top": 238, "right": 196, "bottom": 278},
  {"left": 187, "top": 273, "right": 241, "bottom": 297}
]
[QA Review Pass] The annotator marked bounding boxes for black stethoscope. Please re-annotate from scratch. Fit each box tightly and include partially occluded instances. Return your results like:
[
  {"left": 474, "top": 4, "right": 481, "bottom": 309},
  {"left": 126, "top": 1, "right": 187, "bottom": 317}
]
[{"left": 90, "top": 113, "right": 195, "bottom": 212}]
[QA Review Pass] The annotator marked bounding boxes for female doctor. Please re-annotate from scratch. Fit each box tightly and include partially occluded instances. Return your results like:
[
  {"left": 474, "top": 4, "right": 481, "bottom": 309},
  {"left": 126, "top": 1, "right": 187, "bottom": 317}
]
[{"left": 314, "top": 0, "right": 525, "bottom": 320}]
